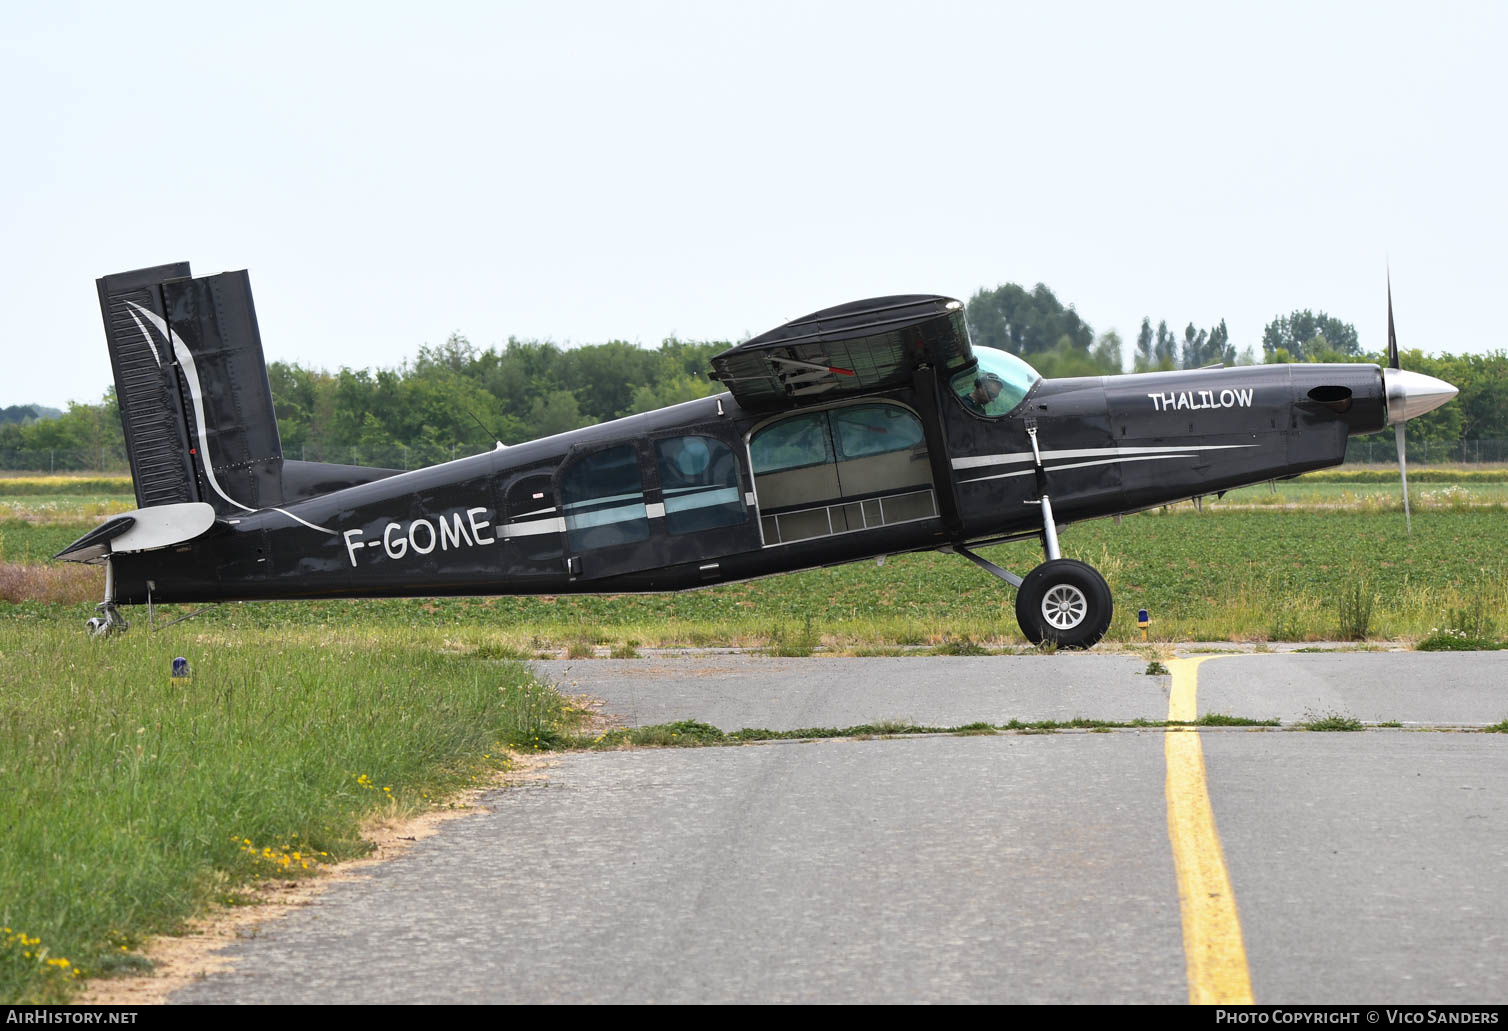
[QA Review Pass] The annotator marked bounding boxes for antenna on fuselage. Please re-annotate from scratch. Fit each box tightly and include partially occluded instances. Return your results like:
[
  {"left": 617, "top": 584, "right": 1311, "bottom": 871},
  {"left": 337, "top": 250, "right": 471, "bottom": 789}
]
[{"left": 460, "top": 404, "right": 507, "bottom": 451}]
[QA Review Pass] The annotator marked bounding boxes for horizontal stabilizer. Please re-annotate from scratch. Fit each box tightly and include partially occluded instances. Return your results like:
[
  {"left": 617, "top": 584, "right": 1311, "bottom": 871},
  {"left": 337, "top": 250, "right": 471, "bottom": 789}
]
[
  {"left": 55, "top": 502, "right": 217, "bottom": 563},
  {"left": 53, "top": 515, "right": 136, "bottom": 562}
]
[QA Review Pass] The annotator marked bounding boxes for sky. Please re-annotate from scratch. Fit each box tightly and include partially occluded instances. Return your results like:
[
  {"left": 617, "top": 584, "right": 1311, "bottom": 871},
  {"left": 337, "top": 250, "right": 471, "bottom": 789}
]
[{"left": 3, "top": 0, "right": 1505, "bottom": 409}]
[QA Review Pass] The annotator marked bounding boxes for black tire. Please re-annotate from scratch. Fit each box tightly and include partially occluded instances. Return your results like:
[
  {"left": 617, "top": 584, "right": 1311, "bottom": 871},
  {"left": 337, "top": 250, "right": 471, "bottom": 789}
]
[{"left": 1014, "top": 559, "right": 1113, "bottom": 649}]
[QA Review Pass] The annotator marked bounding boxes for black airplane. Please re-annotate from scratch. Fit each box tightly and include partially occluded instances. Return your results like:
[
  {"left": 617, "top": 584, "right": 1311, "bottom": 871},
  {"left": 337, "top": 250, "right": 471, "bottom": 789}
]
[{"left": 59, "top": 262, "right": 1457, "bottom": 648}]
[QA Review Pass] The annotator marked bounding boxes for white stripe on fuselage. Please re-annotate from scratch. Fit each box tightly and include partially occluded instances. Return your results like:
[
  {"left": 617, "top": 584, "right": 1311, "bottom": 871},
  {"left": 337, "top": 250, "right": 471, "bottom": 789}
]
[
  {"left": 958, "top": 452, "right": 1206, "bottom": 484},
  {"left": 951, "top": 443, "right": 1256, "bottom": 472},
  {"left": 498, "top": 516, "right": 566, "bottom": 537}
]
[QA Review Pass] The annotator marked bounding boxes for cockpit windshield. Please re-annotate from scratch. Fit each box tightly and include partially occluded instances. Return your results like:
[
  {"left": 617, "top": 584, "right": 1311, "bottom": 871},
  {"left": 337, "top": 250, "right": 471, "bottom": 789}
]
[{"left": 949, "top": 346, "right": 1040, "bottom": 417}]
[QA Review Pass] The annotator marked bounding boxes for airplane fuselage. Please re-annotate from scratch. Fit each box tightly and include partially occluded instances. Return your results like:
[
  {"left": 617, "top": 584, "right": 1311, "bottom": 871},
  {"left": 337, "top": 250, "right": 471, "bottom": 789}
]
[{"left": 109, "top": 360, "right": 1390, "bottom": 606}]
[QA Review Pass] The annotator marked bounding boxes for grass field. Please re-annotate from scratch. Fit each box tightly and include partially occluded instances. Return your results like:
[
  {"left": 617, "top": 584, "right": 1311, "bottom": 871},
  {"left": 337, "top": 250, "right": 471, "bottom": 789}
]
[{"left": 0, "top": 622, "right": 579, "bottom": 1003}]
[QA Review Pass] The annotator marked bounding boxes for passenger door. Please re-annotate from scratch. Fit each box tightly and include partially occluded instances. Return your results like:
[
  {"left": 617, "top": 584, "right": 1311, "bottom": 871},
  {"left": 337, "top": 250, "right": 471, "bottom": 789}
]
[
  {"left": 498, "top": 468, "right": 565, "bottom": 578},
  {"left": 559, "top": 442, "right": 657, "bottom": 579}
]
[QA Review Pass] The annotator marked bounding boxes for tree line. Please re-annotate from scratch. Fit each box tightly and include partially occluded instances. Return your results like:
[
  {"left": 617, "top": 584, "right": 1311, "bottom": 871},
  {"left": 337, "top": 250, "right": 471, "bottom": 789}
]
[{"left": 3, "top": 282, "right": 1505, "bottom": 469}]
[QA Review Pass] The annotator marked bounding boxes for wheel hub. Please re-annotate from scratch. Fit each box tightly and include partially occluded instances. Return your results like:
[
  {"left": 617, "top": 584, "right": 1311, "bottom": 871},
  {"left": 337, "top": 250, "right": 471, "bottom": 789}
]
[{"left": 1041, "top": 584, "right": 1088, "bottom": 630}]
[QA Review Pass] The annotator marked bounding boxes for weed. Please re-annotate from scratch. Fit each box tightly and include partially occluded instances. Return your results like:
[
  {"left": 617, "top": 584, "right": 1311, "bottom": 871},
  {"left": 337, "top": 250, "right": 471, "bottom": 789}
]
[
  {"left": 861, "top": 719, "right": 918, "bottom": 736},
  {"left": 1416, "top": 632, "right": 1508, "bottom": 651},
  {"left": 609, "top": 640, "right": 641, "bottom": 659},
  {"left": 1337, "top": 575, "right": 1377, "bottom": 640},
  {"left": 1144, "top": 660, "right": 1170, "bottom": 676},
  {"left": 931, "top": 635, "right": 988, "bottom": 656},
  {"left": 727, "top": 727, "right": 781, "bottom": 741},
  {"left": 594, "top": 720, "right": 727, "bottom": 747},
  {"left": 1483, "top": 719, "right": 1508, "bottom": 734},
  {"left": 471, "top": 640, "right": 529, "bottom": 661},
  {"left": 1299, "top": 710, "right": 1365, "bottom": 732},
  {"left": 1417, "top": 595, "right": 1502, "bottom": 651},
  {"left": 1196, "top": 713, "right": 1281, "bottom": 727},
  {"left": 1375, "top": 721, "right": 1404, "bottom": 728},
  {"left": 766, "top": 615, "right": 819, "bottom": 657}
]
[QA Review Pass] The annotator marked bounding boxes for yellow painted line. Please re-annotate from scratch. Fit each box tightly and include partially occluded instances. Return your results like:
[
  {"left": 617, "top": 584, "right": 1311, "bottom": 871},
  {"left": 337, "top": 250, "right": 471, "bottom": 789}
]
[{"left": 1165, "top": 656, "right": 1254, "bottom": 1005}]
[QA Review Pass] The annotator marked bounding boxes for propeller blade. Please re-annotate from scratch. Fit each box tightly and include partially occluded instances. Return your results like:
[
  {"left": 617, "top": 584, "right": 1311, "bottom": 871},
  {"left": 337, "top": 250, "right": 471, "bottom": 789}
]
[
  {"left": 1396, "top": 421, "right": 1411, "bottom": 534},
  {"left": 1386, "top": 270, "right": 1400, "bottom": 370}
]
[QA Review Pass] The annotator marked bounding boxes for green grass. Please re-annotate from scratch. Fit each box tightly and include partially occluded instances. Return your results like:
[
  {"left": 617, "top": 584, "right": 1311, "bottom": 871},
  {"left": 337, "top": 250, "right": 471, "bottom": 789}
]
[{"left": 0, "top": 623, "right": 578, "bottom": 1003}]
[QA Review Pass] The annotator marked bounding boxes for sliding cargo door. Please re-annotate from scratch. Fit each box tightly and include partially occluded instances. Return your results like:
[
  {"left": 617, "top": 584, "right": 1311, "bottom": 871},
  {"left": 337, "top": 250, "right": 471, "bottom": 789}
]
[{"left": 749, "top": 402, "right": 937, "bottom": 546}]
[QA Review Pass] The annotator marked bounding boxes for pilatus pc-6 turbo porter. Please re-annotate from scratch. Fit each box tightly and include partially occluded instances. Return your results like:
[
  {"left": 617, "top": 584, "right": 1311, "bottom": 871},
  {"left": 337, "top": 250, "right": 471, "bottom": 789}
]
[{"left": 61, "top": 262, "right": 1457, "bottom": 647}]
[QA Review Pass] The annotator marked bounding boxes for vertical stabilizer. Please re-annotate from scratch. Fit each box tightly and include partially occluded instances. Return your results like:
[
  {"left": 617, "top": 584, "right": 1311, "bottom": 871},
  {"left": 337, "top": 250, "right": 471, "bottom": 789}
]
[{"left": 97, "top": 264, "right": 285, "bottom": 515}]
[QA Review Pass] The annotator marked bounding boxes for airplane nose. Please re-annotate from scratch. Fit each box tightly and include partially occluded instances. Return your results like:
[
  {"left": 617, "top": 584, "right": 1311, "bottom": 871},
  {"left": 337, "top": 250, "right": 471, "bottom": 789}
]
[{"left": 1383, "top": 368, "right": 1458, "bottom": 425}]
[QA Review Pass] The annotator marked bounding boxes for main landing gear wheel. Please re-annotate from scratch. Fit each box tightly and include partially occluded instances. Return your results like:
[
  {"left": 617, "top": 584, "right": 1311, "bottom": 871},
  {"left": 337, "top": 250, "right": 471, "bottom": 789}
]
[{"left": 1014, "top": 559, "right": 1113, "bottom": 649}]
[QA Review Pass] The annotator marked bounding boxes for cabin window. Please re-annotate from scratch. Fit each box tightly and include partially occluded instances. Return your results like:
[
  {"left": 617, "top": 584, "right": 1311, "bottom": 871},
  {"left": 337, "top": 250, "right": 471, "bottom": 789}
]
[
  {"left": 562, "top": 445, "right": 649, "bottom": 551},
  {"left": 831, "top": 404, "right": 927, "bottom": 460},
  {"left": 654, "top": 436, "right": 746, "bottom": 535},
  {"left": 949, "top": 345, "right": 1040, "bottom": 417},
  {"left": 747, "top": 411, "right": 833, "bottom": 473}
]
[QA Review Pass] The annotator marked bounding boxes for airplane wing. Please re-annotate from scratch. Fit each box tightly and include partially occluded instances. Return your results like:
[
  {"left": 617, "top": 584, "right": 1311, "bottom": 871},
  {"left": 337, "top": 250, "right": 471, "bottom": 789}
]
[{"left": 709, "top": 295, "right": 973, "bottom": 409}]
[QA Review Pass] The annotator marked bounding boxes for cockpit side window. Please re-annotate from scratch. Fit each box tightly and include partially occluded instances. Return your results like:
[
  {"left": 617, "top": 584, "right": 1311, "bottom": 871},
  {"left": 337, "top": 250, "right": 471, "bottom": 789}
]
[{"left": 949, "top": 346, "right": 1041, "bottom": 417}]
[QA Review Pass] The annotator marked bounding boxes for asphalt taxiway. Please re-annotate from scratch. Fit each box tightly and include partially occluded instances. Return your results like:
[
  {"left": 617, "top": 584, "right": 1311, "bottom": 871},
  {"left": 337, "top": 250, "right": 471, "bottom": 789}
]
[{"left": 168, "top": 649, "right": 1508, "bottom": 1004}]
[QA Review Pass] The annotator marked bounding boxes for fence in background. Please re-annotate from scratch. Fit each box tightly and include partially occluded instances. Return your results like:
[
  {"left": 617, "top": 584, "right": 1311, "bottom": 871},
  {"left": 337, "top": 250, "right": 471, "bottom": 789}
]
[{"left": 1342, "top": 437, "right": 1508, "bottom": 466}]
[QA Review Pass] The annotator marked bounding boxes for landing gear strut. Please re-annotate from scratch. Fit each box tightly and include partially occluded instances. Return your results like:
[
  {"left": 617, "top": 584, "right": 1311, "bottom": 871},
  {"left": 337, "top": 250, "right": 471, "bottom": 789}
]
[
  {"left": 950, "top": 422, "right": 1114, "bottom": 649},
  {"left": 85, "top": 559, "right": 129, "bottom": 638}
]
